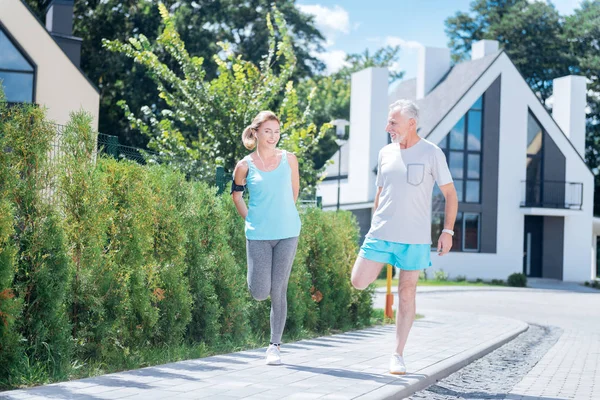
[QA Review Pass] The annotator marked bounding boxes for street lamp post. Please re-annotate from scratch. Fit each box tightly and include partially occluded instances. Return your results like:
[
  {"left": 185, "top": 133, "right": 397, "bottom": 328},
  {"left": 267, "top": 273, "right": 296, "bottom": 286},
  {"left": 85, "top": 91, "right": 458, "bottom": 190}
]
[
  {"left": 331, "top": 119, "right": 349, "bottom": 211},
  {"left": 336, "top": 141, "right": 343, "bottom": 211}
]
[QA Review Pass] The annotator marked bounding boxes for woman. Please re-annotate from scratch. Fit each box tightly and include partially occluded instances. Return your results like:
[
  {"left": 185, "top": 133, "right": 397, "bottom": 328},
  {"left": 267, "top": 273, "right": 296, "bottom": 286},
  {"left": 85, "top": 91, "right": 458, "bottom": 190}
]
[{"left": 231, "top": 110, "right": 302, "bottom": 365}]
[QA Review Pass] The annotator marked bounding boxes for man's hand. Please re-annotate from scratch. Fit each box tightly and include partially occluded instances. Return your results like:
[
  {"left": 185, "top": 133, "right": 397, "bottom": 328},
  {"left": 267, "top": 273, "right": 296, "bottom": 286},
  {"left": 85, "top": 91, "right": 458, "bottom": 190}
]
[{"left": 437, "top": 232, "right": 453, "bottom": 256}]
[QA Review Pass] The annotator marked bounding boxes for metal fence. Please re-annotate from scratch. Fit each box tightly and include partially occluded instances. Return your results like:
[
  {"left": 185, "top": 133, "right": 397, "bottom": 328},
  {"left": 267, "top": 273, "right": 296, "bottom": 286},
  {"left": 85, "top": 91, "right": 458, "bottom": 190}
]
[
  {"left": 49, "top": 124, "right": 322, "bottom": 207},
  {"left": 520, "top": 180, "right": 584, "bottom": 210}
]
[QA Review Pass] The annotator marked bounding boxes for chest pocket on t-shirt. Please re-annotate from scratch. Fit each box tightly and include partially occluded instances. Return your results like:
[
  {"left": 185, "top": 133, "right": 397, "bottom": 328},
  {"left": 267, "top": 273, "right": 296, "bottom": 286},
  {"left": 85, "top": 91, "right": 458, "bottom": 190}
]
[{"left": 406, "top": 163, "right": 425, "bottom": 186}]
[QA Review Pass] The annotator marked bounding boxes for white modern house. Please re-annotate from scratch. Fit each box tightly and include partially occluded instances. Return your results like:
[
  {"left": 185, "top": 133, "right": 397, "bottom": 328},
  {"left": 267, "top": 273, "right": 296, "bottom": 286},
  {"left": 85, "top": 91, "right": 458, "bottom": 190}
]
[
  {"left": 318, "top": 40, "right": 599, "bottom": 282},
  {"left": 0, "top": 0, "right": 99, "bottom": 128}
]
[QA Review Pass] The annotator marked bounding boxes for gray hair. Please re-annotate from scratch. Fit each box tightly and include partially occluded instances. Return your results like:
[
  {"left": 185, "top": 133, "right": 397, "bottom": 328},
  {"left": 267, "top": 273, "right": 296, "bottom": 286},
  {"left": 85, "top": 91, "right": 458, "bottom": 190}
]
[{"left": 389, "top": 99, "right": 419, "bottom": 125}]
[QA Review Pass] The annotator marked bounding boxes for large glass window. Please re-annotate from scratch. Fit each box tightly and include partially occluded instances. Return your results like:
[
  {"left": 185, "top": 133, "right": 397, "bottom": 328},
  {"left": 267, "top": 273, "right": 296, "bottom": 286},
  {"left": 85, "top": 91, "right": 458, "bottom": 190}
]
[
  {"left": 433, "top": 97, "right": 484, "bottom": 253},
  {"left": 0, "top": 28, "right": 34, "bottom": 103},
  {"left": 437, "top": 97, "right": 482, "bottom": 203},
  {"left": 431, "top": 212, "right": 480, "bottom": 253},
  {"left": 463, "top": 213, "right": 480, "bottom": 251},
  {"left": 525, "top": 112, "right": 543, "bottom": 205}
]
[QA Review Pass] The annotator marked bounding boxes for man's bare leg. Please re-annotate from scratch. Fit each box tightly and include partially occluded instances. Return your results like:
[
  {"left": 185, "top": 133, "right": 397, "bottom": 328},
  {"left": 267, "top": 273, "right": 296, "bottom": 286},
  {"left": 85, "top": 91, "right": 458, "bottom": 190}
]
[
  {"left": 350, "top": 256, "right": 385, "bottom": 290},
  {"left": 395, "top": 269, "right": 420, "bottom": 356}
]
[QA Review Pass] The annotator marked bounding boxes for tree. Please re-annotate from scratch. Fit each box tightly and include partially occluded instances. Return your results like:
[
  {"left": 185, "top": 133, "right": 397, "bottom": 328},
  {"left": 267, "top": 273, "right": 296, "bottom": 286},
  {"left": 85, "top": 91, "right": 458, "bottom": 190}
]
[
  {"left": 445, "top": 0, "right": 521, "bottom": 63},
  {"left": 445, "top": 0, "right": 572, "bottom": 104},
  {"left": 298, "top": 46, "right": 405, "bottom": 169},
  {"left": 103, "top": 3, "right": 327, "bottom": 196},
  {"left": 24, "top": 0, "right": 325, "bottom": 149}
]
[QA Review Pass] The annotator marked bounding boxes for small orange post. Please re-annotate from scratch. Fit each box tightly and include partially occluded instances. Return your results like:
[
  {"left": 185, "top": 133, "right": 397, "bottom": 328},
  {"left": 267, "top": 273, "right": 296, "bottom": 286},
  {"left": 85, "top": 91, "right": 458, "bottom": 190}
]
[{"left": 385, "top": 264, "right": 394, "bottom": 319}]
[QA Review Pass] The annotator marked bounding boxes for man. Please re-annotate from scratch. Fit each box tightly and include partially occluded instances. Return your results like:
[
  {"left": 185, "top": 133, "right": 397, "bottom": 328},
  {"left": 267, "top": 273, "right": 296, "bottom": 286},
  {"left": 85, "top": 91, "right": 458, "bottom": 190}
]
[{"left": 351, "top": 99, "right": 458, "bottom": 375}]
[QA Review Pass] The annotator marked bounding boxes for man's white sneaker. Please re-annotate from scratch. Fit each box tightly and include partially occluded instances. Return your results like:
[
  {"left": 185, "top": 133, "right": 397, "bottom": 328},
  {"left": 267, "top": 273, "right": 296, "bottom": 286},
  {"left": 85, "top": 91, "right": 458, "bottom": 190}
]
[
  {"left": 265, "top": 344, "right": 282, "bottom": 365},
  {"left": 389, "top": 353, "right": 406, "bottom": 375}
]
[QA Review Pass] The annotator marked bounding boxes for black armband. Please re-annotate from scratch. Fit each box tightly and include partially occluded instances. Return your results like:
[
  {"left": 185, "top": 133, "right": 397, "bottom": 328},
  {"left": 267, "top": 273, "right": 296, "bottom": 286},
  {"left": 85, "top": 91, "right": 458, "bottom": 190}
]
[{"left": 230, "top": 179, "right": 246, "bottom": 195}]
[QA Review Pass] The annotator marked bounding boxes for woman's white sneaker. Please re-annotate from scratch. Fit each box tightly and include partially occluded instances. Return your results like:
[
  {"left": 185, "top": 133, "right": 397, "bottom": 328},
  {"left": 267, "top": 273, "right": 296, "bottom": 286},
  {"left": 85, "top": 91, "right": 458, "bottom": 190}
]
[
  {"left": 265, "top": 344, "right": 282, "bottom": 365},
  {"left": 389, "top": 353, "right": 406, "bottom": 375}
]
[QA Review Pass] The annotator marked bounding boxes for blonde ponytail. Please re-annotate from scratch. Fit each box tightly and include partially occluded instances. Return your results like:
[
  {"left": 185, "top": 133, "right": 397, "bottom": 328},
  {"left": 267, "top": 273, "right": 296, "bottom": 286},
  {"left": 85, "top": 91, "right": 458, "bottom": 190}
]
[
  {"left": 242, "top": 111, "right": 280, "bottom": 150},
  {"left": 242, "top": 125, "right": 257, "bottom": 150}
]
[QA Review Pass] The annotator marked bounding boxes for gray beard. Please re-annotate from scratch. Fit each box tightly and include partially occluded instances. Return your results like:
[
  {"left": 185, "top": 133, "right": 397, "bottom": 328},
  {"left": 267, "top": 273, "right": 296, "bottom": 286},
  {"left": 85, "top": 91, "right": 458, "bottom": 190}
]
[{"left": 391, "top": 134, "right": 405, "bottom": 144}]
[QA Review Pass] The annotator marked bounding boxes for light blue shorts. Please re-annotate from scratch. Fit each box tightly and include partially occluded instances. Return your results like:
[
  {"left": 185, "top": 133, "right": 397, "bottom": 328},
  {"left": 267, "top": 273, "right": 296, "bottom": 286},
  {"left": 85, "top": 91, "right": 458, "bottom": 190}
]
[{"left": 359, "top": 237, "right": 431, "bottom": 271}]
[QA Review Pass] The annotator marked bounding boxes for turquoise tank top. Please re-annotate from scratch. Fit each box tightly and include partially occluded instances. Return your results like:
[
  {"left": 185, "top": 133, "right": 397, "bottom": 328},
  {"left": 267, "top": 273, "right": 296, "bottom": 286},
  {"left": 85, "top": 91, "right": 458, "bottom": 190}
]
[{"left": 243, "top": 150, "right": 302, "bottom": 240}]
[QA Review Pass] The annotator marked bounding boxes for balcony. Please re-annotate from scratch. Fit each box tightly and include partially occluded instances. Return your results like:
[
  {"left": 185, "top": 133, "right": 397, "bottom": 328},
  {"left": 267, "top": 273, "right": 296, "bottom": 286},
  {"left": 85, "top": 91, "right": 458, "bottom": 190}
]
[{"left": 521, "top": 180, "right": 583, "bottom": 210}]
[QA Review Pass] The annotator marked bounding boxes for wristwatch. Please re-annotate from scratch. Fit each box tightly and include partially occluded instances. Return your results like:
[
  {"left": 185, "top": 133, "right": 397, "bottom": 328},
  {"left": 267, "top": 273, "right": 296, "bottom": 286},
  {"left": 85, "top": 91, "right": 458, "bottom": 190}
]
[{"left": 442, "top": 229, "right": 454, "bottom": 236}]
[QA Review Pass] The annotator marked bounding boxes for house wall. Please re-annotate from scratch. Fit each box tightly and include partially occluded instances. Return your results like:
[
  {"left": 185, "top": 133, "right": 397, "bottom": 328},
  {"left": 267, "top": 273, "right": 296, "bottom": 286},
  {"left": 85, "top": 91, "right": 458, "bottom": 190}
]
[
  {"left": 1, "top": 0, "right": 99, "bottom": 128},
  {"left": 426, "top": 53, "right": 594, "bottom": 282},
  {"left": 318, "top": 52, "right": 594, "bottom": 282},
  {"left": 318, "top": 68, "right": 388, "bottom": 207}
]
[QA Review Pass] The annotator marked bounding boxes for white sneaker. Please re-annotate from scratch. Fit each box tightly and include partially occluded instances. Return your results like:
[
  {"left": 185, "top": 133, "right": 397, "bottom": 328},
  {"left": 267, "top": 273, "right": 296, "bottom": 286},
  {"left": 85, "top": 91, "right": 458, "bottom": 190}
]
[
  {"left": 265, "top": 344, "right": 282, "bottom": 365},
  {"left": 389, "top": 353, "right": 406, "bottom": 375}
]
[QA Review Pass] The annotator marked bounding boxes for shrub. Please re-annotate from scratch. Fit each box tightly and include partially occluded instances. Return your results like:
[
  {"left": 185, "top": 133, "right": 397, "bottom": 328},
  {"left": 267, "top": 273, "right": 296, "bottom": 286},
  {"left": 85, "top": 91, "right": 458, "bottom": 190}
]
[
  {"left": 434, "top": 269, "right": 449, "bottom": 281},
  {"left": 491, "top": 279, "right": 505, "bottom": 286},
  {"left": 58, "top": 112, "right": 113, "bottom": 360},
  {"left": 507, "top": 273, "right": 527, "bottom": 288},
  {"left": 1, "top": 102, "right": 73, "bottom": 380},
  {"left": 0, "top": 115, "right": 25, "bottom": 384},
  {"left": 0, "top": 104, "right": 374, "bottom": 387},
  {"left": 300, "top": 209, "right": 372, "bottom": 331},
  {"left": 146, "top": 166, "right": 193, "bottom": 346},
  {"left": 455, "top": 275, "right": 467, "bottom": 282},
  {"left": 185, "top": 184, "right": 249, "bottom": 343}
]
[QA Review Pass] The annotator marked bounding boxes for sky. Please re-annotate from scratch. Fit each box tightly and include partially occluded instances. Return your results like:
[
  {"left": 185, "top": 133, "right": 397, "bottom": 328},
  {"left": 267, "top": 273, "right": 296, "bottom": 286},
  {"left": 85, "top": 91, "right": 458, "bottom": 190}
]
[{"left": 296, "top": 0, "right": 584, "bottom": 81}]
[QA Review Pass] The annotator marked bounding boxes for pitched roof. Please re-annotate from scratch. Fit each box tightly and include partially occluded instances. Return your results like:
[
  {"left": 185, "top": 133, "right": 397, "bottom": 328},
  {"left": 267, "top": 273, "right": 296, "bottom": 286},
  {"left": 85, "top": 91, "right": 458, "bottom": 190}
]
[
  {"left": 16, "top": 0, "right": 99, "bottom": 94},
  {"left": 388, "top": 51, "right": 502, "bottom": 138}
]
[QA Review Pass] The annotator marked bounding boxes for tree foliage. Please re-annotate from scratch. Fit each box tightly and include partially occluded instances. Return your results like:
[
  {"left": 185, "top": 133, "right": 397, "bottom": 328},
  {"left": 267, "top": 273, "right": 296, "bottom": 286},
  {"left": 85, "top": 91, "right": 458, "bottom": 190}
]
[
  {"left": 103, "top": 3, "right": 328, "bottom": 196},
  {"left": 24, "top": 0, "right": 326, "bottom": 149}
]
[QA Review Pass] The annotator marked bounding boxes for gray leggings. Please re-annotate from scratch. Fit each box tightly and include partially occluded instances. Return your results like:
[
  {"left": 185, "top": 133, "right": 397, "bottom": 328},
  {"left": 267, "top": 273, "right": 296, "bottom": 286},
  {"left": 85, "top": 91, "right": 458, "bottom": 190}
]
[{"left": 246, "top": 237, "right": 299, "bottom": 344}]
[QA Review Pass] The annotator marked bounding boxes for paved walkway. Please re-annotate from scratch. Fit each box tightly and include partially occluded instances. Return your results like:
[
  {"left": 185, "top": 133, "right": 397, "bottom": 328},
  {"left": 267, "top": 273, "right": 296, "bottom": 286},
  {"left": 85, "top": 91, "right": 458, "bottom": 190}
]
[
  {"left": 506, "top": 329, "right": 600, "bottom": 400},
  {"left": 414, "top": 282, "right": 600, "bottom": 400},
  {"left": 0, "top": 311, "right": 526, "bottom": 400}
]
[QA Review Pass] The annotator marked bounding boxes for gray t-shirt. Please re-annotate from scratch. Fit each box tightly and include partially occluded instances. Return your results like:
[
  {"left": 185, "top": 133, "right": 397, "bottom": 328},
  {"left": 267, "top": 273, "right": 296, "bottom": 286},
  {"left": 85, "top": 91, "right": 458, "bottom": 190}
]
[{"left": 367, "top": 139, "right": 453, "bottom": 245}]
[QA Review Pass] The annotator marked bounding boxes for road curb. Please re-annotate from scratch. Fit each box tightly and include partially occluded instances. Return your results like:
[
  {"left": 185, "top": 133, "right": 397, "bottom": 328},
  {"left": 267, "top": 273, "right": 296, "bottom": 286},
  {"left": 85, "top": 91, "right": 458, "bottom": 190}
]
[{"left": 356, "top": 320, "right": 529, "bottom": 399}]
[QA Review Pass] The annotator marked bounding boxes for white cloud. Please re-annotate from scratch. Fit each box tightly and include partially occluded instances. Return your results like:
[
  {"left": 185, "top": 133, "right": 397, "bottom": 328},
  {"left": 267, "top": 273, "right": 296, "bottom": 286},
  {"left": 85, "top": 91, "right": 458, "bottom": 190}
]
[
  {"left": 316, "top": 50, "right": 349, "bottom": 74},
  {"left": 385, "top": 36, "right": 423, "bottom": 52},
  {"left": 298, "top": 4, "right": 350, "bottom": 47}
]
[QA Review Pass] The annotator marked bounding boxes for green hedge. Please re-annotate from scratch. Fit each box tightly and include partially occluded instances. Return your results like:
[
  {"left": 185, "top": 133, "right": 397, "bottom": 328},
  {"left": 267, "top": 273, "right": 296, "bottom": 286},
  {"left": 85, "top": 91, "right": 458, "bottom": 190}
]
[{"left": 0, "top": 106, "right": 373, "bottom": 388}]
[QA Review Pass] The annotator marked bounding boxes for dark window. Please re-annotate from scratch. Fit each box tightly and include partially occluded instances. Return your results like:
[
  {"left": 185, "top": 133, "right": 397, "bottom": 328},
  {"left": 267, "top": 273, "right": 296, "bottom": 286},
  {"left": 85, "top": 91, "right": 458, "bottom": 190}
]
[
  {"left": 437, "top": 96, "right": 483, "bottom": 204},
  {"left": 454, "top": 179, "right": 464, "bottom": 202},
  {"left": 434, "top": 96, "right": 484, "bottom": 252},
  {"left": 449, "top": 117, "right": 465, "bottom": 150},
  {"left": 431, "top": 211, "right": 480, "bottom": 253},
  {"left": 525, "top": 112, "right": 543, "bottom": 205},
  {"left": 449, "top": 151, "right": 464, "bottom": 177},
  {"left": 463, "top": 213, "right": 480, "bottom": 251},
  {"left": 453, "top": 213, "right": 463, "bottom": 252},
  {"left": 0, "top": 27, "right": 35, "bottom": 103},
  {"left": 466, "top": 181, "right": 480, "bottom": 203},
  {"left": 467, "top": 154, "right": 480, "bottom": 179},
  {"left": 467, "top": 110, "right": 482, "bottom": 151}
]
